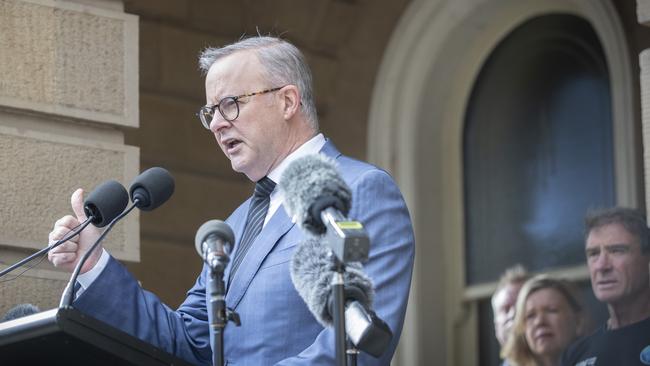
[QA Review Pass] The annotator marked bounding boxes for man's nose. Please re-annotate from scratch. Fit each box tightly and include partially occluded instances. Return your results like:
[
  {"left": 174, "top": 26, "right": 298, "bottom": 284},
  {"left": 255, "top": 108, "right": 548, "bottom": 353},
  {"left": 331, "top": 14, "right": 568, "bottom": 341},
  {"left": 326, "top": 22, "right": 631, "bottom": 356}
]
[
  {"left": 593, "top": 251, "right": 612, "bottom": 271},
  {"left": 210, "top": 114, "right": 231, "bottom": 133}
]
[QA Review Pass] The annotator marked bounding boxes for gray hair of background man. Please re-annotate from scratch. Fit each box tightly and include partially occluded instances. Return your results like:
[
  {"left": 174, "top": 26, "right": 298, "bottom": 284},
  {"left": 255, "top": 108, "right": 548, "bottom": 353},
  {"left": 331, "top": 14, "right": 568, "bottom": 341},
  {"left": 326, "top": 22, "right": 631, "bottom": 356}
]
[
  {"left": 584, "top": 207, "right": 650, "bottom": 254},
  {"left": 198, "top": 36, "right": 319, "bottom": 131},
  {"left": 491, "top": 264, "right": 530, "bottom": 307}
]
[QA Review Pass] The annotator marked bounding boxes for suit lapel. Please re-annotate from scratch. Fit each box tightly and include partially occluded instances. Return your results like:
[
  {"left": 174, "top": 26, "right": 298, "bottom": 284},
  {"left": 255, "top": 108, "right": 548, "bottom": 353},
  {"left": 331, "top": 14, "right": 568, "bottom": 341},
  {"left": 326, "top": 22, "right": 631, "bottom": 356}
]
[
  {"left": 225, "top": 205, "right": 294, "bottom": 308},
  {"left": 224, "top": 138, "right": 341, "bottom": 308}
]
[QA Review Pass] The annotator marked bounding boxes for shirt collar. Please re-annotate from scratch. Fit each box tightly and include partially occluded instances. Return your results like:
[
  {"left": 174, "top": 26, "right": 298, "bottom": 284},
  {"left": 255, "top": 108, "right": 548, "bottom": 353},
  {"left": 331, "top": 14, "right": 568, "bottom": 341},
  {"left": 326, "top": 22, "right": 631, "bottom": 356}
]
[{"left": 267, "top": 133, "right": 326, "bottom": 184}]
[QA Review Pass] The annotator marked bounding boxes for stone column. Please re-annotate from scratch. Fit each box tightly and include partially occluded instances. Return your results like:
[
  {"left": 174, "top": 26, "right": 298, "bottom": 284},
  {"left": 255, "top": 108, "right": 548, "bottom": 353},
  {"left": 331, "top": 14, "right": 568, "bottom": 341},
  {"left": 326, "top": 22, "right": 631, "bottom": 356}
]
[
  {"left": 639, "top": 0, "right": 650, "bottom": 212},
  {"left": 0, "top": 0, "right": 139, "bottom": 315}
]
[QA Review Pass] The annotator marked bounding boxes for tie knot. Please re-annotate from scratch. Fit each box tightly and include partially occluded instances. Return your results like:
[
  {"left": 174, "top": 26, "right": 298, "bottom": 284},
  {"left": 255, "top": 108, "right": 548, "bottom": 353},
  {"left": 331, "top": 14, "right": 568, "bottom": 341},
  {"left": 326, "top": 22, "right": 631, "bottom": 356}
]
[{"left": 254, "top": 177, "right": 276, "bottom": 198}]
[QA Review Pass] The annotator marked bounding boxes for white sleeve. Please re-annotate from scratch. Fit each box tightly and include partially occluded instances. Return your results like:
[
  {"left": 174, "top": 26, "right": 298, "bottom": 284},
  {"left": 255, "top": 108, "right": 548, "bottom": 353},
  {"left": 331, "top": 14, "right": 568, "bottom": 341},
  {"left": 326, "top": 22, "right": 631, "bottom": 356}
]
[{"left": 75, "top": 248, "right": 110, "bottom": 296}]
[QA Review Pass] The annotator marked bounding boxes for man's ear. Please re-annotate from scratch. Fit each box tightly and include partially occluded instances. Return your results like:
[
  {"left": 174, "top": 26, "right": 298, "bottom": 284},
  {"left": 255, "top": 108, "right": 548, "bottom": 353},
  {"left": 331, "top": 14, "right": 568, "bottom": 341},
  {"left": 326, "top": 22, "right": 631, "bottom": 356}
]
[{"left": 280, "top": 85, "right": 301, "bottom": 120}]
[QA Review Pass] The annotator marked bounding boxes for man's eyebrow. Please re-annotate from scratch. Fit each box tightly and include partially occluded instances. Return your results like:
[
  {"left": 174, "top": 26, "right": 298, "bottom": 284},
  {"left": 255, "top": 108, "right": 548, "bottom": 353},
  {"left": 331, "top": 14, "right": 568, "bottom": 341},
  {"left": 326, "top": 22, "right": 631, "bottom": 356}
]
[{"left": 605, "top": 243, "right": 631, "bottom": 249}]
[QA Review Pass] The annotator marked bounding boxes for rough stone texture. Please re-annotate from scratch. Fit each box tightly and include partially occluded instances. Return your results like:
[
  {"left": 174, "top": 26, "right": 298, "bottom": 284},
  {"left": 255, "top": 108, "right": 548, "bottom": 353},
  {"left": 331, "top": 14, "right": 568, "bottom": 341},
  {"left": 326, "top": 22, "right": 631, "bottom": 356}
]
[
  {"left": 67, "top": 0, "right": 124, "bottom": 11},
  {"left": 124, "top": 0, "right": 189, "bottom": 22},
  {"left": 639, "top": 0, "right": 650, "bottom": 26},
  {"left": 0, "top": 267, "right": 67, "bottom": 316},
  {"left": 641, "top": 49, "right": 650, "bottom": 212},
  {"left": 0, "top": 125, "right": 139, "bottom": 260},
  {"left": 0, "top": 0, "right": 137, "bottom": 126}
]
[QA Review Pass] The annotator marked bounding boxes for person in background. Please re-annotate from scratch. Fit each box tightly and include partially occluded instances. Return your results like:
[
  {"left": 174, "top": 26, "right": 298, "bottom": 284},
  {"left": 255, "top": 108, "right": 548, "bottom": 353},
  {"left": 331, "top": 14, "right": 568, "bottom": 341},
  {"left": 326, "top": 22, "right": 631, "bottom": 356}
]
[
  {"left": 492, "top": 264, "right": 531, "bottom": 365},
  {"left": 562, "top": 207, "right": 650, "bottom": 365},
  {"left": 502, "top": 275, "right": 584, "bottom": 366}
]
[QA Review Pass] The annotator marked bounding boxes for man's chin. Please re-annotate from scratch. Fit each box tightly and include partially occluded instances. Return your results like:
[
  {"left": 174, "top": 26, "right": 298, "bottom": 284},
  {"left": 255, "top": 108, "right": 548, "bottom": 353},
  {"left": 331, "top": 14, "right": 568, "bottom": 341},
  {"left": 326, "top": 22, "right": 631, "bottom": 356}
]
[{"left": 594, "top": 290, "right": 621, "bottom": 303}]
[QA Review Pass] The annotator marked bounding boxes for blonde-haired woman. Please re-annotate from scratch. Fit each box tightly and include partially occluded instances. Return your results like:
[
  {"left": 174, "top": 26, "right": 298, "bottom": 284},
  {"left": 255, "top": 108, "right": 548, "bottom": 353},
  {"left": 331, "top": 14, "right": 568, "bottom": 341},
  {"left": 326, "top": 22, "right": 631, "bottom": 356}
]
[{"left": 501, "top": 275, "right": 584, "bottom": 366}]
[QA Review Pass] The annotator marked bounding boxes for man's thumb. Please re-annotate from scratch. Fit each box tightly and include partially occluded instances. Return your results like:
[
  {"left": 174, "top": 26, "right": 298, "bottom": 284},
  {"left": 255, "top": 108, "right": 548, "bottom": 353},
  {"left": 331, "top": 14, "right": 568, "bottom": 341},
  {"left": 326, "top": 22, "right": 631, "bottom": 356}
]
[{"left": 71, "top": 188, "right": 88, "bottom": 221}]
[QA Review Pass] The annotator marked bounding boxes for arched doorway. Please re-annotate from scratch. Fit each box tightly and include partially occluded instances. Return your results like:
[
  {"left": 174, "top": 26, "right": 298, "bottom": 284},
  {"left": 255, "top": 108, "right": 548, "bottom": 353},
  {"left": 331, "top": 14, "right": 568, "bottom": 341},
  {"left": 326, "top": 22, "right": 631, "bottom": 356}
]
[
  {"left": 368, "top": 1, "right": 637, "bottom": 365},
  {"left": 464, "top": 14, "right": 614, "bottom": 365}
]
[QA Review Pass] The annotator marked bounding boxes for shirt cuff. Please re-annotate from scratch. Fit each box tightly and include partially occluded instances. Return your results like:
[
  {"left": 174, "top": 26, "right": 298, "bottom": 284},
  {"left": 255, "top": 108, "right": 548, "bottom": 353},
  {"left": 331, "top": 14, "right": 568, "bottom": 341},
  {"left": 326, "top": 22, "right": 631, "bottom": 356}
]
[{"left": 76, "top": 248, "right": 110, "bottom": 294}]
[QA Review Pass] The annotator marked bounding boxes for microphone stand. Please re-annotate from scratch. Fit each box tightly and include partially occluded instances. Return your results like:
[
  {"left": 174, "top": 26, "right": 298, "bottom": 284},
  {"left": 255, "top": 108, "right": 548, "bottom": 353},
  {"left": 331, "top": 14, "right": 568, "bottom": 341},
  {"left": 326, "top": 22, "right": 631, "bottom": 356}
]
[
  {"left": 332, "top": 255, "right": 347, "bottom": 366},
  {"left": 346, "top": 339, "right": 359, "bottom": 366},
  {"left": 204, "top": 249, "right": 239, "bottom": 366},
  {"left": 0, "top": 217, "right": 94, "bottom": 279}
]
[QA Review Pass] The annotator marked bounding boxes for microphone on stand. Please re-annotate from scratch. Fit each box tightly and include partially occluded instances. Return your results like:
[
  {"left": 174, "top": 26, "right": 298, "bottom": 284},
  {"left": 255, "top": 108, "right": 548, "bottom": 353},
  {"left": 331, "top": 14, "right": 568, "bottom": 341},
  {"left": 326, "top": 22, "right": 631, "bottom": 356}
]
[
  {"left": 59, "top": 167, "right": 175, "bottom": 307},
  {"left": 290, "top": 238, "right": 392, "bottom": 358},
  {"left": 84, "top": 179, "right": 131, "bottom": 227},
  {"left": 194, "top": 219, "right": 238, "bottom": 366},
  {"left": 129, "top": 167, "right": 175, "bottom": 211},
  {"left": 194, "top": 220, "right": 234, "bottom": 273},
  {"left": 280, "top": 154, "right": 392, "bottom": 360},
  {"left": 0, "top": 180, "right": 129, "bottom": 280},
  {"left": 279, "top": 154, "right": 369, "bottom": 263}
]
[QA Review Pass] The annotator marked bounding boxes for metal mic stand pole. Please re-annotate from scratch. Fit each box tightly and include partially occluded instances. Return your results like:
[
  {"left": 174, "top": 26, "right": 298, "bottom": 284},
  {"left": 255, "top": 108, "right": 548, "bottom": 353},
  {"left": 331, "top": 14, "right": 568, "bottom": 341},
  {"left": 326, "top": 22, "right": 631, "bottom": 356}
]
[
  {"left": 208, "top": 267, "right": 226, "bottom": 366},
  {"left": 332, "top": 256, "right": 347, "bottom": 366},
  {"left": 346, "top": 339, "right": 359, "bottom": 366},
  {"left": 207, "top": 256, "right": 239, "bottom": 366}
]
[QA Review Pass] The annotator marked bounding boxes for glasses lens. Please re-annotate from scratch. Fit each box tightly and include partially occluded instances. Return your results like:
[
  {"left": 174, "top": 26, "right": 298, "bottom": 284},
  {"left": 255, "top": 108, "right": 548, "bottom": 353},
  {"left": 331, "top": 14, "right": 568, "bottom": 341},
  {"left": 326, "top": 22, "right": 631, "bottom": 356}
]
[
  {"left": 198, "top": 106, "right": 213, "bottom": 129},
  {"left": 219, "top": 97, "right": 239, "bottom": 122}
]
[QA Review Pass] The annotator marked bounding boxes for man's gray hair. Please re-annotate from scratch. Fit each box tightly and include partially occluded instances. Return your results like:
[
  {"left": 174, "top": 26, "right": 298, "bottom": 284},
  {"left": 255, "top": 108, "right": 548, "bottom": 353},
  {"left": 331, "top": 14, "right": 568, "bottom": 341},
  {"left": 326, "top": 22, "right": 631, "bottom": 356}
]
[
  {"left": 198, "top": 36, "right": 318, "bottom": 130},
  {"left": 491, "top": 264, "right": 530, "bottom": 309},
  {"left": 585, "top": 207, "right": 650, "bottom": 254}
]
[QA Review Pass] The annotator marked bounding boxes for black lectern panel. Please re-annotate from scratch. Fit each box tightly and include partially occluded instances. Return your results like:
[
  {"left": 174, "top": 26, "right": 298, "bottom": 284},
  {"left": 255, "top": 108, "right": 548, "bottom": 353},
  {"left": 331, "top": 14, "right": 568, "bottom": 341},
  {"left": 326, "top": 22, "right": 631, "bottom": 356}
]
[{"left": 0, "top": 306, "right": 195, "bottom": 365}]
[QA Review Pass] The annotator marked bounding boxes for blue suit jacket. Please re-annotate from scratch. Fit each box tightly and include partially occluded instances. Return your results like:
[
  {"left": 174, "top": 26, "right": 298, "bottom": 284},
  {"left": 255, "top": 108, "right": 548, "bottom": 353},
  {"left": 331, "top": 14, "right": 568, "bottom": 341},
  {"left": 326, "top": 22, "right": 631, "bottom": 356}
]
[{"left": 75, "top": 140, "right": 415, "bottom": 365}]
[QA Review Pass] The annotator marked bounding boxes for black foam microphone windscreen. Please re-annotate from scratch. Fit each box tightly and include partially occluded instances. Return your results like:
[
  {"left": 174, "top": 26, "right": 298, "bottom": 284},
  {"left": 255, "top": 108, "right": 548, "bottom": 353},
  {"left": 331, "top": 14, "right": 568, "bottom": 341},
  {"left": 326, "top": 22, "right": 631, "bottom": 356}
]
[
  {"left": 290, "top": 238, "right": 374, "bottom": 327},
  {"left": 279, "top": 154, "right": 352, "bottom": 235},
  {"left": 129, "top": 167, "right": 175, "bottom": 211},
  {"left": 83, "top": 180, "right": 129, "bottom": 227}
]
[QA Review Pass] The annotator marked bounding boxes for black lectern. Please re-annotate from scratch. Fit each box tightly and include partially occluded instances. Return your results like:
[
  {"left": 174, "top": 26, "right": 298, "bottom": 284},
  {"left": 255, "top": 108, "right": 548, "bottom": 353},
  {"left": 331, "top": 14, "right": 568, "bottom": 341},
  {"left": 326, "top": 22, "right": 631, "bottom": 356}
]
[{"left": 0, "top": 306, "right": 195, "bottom": 365}]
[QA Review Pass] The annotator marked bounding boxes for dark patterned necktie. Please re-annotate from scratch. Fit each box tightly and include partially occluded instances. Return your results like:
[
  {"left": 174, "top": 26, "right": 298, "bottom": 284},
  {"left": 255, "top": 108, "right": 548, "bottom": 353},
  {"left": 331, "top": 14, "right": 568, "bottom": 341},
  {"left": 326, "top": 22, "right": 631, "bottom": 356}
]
[{"left": 228, "top": 176, "right": 276, "bottom": 284}]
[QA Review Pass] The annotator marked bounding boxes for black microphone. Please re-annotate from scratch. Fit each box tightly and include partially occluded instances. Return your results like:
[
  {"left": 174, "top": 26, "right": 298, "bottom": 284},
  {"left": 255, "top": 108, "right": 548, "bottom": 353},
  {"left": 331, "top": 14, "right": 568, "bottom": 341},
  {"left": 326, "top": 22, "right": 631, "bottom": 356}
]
[
  {"left": 84, "top": 180, "right": 129, "bottom": 227},
  {"left": 195, "top": 220, "right": 239, "bottom": 366},
  {"left": 279, "top": 154, "right": 369, "bottom": 263},
  {"left": 0, "top": 180, "right": 128, "bottom": 280},
  {"left": 290, "top": 239, "right": 392, "bottom": 358},
  {"left": 60, "top": 168, "right": 175, "bottom": 307},
  {"left": 129, "top": 167, "right": 175, "bottom": 211},
  {"left": 195, "top": 220, "right": 235, "bottom": 272}
]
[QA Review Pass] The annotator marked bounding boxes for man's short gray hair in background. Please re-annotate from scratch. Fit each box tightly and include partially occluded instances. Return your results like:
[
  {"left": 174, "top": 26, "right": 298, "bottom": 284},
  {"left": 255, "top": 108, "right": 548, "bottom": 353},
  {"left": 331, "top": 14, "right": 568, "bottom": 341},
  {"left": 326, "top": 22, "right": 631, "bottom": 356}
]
[{"left": 584, "top": 207, "right": 650, "bottom": 254}]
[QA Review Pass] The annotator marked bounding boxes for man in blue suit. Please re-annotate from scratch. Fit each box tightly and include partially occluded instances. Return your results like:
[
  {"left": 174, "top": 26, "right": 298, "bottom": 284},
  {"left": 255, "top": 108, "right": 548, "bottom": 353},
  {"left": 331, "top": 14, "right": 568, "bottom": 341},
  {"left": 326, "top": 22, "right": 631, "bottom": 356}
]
[{"left": 48, "top": 36, "right": 415, "bottom": 365}]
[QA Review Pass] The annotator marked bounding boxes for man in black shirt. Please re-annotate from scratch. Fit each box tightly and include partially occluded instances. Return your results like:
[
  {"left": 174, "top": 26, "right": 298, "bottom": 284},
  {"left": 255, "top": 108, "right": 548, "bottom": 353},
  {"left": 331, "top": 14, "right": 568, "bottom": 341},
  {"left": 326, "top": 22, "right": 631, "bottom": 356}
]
[{"left": 562, "top": 207, "right": 650, "bottom": 365}]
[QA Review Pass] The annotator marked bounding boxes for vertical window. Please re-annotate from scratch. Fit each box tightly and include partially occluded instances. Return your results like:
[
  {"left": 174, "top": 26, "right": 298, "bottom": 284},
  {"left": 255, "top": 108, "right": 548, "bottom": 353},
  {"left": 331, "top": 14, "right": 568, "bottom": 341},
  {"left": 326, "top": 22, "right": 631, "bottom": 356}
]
[{"left": 463, "top": 14, "right": 613, "bottom": 365}]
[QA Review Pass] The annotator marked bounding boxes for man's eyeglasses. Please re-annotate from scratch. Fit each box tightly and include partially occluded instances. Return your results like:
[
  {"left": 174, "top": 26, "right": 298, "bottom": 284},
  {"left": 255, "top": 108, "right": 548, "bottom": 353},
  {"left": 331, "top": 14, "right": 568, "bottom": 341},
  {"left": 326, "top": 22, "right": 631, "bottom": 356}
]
[{"left": 196, "top": 86, "right": 284, "bottom": 129}]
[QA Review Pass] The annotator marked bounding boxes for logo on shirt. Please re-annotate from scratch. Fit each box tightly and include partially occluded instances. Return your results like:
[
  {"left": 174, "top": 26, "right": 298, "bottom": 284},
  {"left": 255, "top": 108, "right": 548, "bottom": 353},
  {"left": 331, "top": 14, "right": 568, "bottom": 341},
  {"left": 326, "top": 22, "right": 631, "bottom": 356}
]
[
  {"left": 575, "top": 357, "right": 597, "bottom": 366},
  {"left": 640, "top": 345, "right": 650, "bottom": 365}
]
